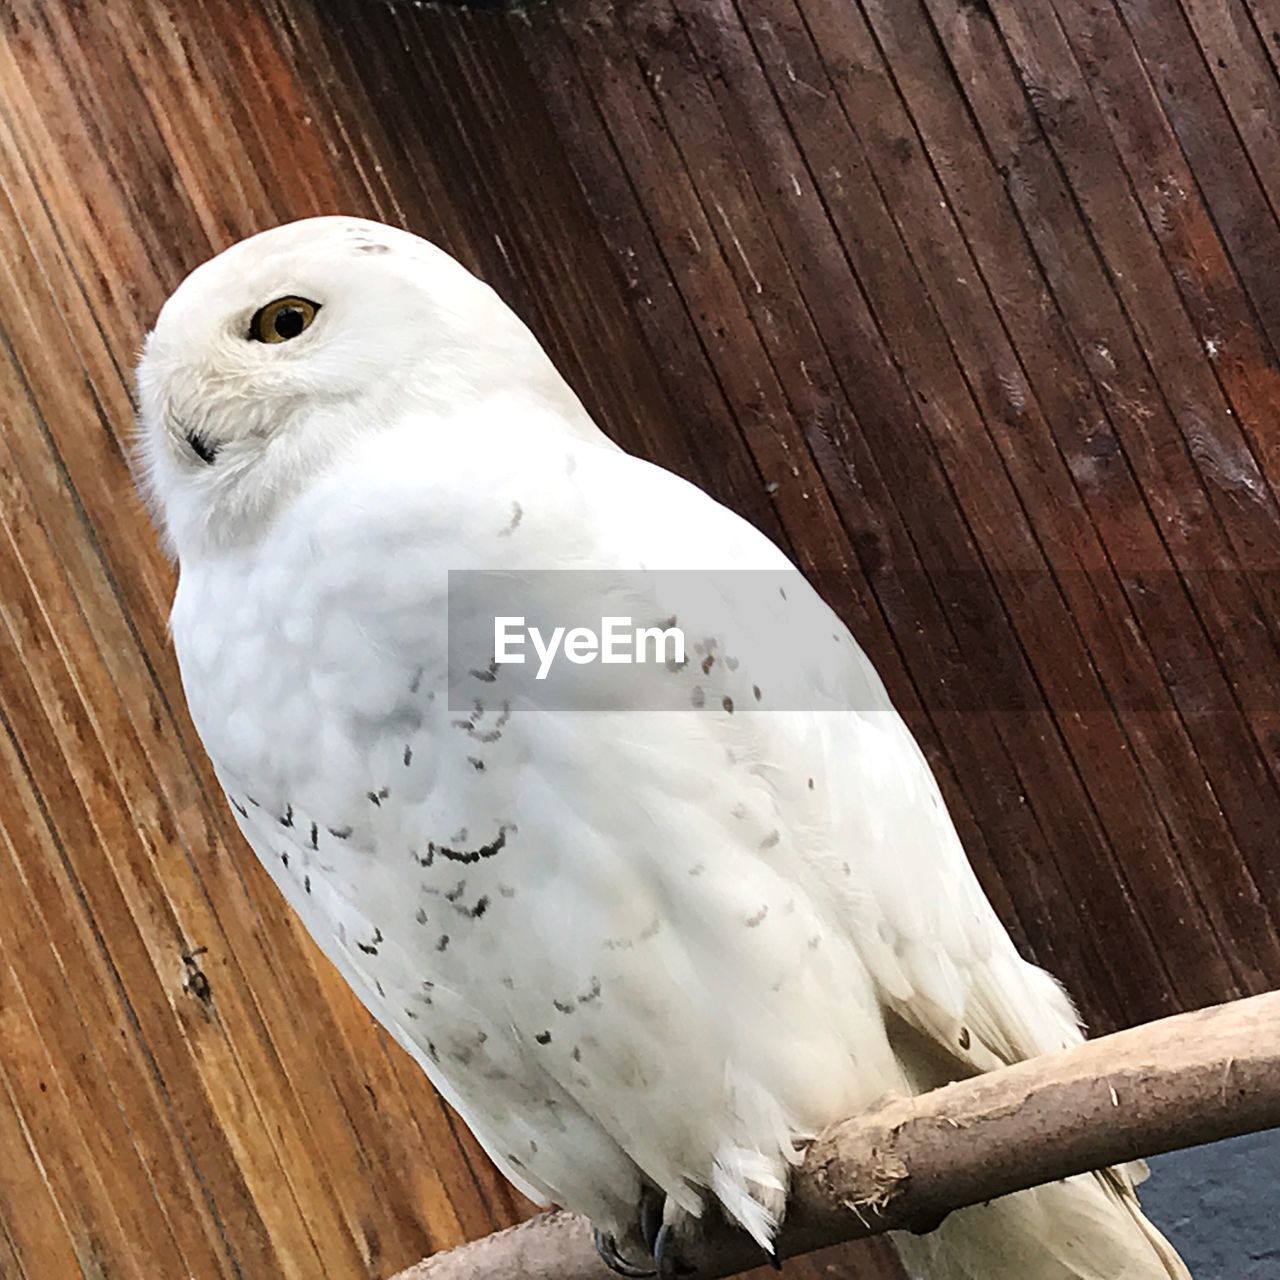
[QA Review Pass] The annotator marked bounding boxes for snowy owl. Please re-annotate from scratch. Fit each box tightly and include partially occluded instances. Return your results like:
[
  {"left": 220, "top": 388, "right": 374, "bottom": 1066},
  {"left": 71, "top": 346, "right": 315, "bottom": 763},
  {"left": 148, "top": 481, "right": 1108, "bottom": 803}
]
[{"left": 136, "top": 216, "right": 1189, "bottom": 1279}]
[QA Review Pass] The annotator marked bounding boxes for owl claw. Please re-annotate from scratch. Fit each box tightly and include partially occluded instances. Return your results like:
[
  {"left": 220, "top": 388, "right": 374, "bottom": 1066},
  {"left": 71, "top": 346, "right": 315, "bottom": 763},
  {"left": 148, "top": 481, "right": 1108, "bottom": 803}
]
[
  {"left": 593, "top": 1227, "right": 655, "bottom": 1278},
  {"left": 639, "top": 1187, "right": 664, "bottom": 1255},
  {"left": 654, "top": 1224, "right": 696, "bottom": 1278}
]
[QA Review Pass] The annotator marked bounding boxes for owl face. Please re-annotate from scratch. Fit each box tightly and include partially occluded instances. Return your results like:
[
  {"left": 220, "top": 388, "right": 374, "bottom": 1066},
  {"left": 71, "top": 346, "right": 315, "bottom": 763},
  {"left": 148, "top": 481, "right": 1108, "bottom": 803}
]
[{"left": 134, "top": 216, "right": 535, "bottom": 556}]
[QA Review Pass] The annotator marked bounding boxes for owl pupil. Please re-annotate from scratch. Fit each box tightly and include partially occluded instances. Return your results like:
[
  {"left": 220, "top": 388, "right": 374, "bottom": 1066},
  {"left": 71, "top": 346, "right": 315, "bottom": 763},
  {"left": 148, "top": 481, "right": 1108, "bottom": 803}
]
[{"left": 274, "top": 307, "right": 306, "bottom": 340}]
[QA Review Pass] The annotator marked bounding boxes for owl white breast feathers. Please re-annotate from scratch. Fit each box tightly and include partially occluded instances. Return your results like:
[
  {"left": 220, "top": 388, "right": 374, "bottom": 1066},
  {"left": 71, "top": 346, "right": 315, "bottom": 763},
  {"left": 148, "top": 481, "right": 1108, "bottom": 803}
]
[{"left": 135, "top": 217, "right": 1188, "bottom": 1280}]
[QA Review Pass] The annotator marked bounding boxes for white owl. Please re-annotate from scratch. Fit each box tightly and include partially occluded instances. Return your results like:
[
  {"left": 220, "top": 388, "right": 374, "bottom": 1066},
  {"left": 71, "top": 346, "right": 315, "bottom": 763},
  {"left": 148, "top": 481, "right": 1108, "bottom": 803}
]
[{"left": 136, "top": 217, "right": 1189, "bottom": 1280}]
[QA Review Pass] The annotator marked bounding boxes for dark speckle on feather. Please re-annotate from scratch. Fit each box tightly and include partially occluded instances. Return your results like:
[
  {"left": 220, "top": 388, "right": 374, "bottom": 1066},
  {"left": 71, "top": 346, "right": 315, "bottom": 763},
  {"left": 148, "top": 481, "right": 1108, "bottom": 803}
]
[
  {"left": 722, "top": 695, "right": 734, "bottom": 714},
  {"left": 422, "top": 825, "right": 512, "bottom": 867},
  {"left": 606, "top": 917, "right": 660, "bottom": 950},
  {"left": 468, "top": 756, "right": 486, "bottom": 772},
  {"left": 746, "top": 905, "right": 768, "bottom": 927},
  {"left": 663, "top": 621, "right": 687, "bottom": 672},
  {"left": 329, "top": 825, "right": 353, "bottom": 839},
  {"left": 535, "top": 1030, "right": 552, "bottom": 1045},
  {"left": 403, "top": 745, "right": 413, "bottom": 766},
  {"left": 499, "top": 501, "right": 524, "bottom": 536},
  {"left": 554, "top": 998, "right": 574, "bottom": 1014},
  {"left": 309, "top": 822, "right": 318, "bottom": 850},
  {"left": 437, "top": 934, "right": 450, "bottom": 952},
  {"left": 471, "top": 701, "right": 511, "bottom": 744},
  {"left": 691, "top": 686, "right": 705, "bottom": 709},
  {"left": 280, "top": 804, "right": 294, "bottom": 827},
  {"left": 456, "top": 895, "right": 489, "bottom": 919},
  {"left": 229, "top": 795, "right": 248, "bottom": 818},
  {"left": 356, "top": 242, "right": 391, "bottom": 254}
]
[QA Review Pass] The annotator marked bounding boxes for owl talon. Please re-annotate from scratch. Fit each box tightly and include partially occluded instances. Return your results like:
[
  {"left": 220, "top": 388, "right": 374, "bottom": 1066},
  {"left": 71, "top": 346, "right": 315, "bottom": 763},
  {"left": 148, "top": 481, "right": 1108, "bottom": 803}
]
[
  {"left": 639, "top": 1187, "right": 665, "bottom": 1255},
  {"left": 654, "top": 1223, "right": 696, "bottom": 1278},
  {"left": 593, "top": 1227, "right": 655, "bottom": 1278}
]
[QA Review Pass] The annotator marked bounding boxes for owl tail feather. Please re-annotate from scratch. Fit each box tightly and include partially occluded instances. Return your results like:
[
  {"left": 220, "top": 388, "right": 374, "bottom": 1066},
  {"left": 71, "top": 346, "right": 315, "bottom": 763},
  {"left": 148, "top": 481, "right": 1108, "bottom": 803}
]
[{"left": 891, "top": 1168, "right": 1191, "bottom": 1280}]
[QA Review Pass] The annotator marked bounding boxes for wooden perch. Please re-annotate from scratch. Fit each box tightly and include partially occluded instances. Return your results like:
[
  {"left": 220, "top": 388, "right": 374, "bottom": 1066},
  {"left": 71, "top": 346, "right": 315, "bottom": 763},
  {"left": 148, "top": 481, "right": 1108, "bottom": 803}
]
[{"left": 392, "top": 991, "right": 1280, "bottom": 1279}]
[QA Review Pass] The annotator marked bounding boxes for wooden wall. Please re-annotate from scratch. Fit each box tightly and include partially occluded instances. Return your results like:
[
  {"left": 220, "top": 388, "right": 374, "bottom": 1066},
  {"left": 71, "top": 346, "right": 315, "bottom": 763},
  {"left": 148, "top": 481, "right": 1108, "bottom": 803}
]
[{"left": 0, "top": 1, "right": 1276, "bottom": 1277}]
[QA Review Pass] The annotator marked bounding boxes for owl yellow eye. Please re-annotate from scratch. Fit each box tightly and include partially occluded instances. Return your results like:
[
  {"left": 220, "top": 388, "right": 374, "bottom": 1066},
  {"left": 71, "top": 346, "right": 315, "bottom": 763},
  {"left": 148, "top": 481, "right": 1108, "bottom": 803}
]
[{"left": 248, "top": 296, "right": 320, "bottom": 344}]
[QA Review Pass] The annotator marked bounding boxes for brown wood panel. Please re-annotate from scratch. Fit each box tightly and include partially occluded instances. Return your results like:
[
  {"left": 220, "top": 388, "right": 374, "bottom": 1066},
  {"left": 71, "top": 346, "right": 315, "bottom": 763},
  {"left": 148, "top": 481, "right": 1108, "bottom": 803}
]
[{"left": 0, "top": 1, "right": 1274, "bottom": 1278}]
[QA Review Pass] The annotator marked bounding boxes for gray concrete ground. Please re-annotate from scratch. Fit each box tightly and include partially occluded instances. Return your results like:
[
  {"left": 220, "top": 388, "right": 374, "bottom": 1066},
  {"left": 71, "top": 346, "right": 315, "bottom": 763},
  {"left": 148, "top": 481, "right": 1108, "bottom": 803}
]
[{"left": 1142, "top": 1131, "right": 1279, "bottom": 1278}]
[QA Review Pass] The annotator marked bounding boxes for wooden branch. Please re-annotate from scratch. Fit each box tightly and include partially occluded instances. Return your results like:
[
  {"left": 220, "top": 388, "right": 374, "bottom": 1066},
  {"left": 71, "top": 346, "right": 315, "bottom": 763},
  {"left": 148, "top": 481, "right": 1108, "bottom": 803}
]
[{"left": 393, "top": 991, "right": 1280, "bottom": 1280}]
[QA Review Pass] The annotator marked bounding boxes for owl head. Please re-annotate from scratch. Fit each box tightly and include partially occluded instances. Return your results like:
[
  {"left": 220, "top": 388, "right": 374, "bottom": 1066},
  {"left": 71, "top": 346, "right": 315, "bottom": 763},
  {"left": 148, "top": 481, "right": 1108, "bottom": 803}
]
[{"left": 136, "top": 216, "right": 597, "bottom": 557}]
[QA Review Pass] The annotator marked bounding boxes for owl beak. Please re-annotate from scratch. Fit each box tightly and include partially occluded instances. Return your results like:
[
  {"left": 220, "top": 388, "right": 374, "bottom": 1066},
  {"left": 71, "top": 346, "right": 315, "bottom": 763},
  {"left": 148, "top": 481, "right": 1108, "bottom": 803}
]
[{"left": 183, "top": 427, "right": 220, "bottom": 465}]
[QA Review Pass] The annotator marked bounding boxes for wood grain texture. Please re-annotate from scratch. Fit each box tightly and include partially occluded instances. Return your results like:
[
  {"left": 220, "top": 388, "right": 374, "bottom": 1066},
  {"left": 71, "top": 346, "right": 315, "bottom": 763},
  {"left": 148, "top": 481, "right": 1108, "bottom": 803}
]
[{"left": 0, "top": 1, "right": 1274, "bottom": 1278}]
